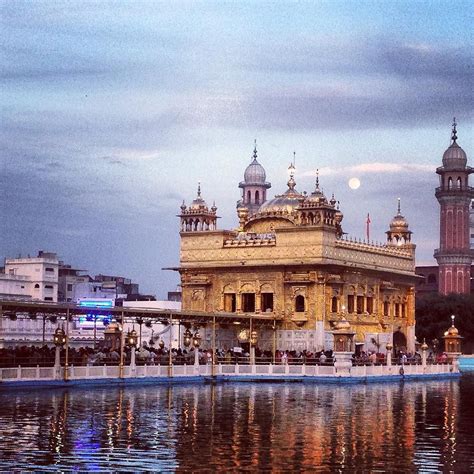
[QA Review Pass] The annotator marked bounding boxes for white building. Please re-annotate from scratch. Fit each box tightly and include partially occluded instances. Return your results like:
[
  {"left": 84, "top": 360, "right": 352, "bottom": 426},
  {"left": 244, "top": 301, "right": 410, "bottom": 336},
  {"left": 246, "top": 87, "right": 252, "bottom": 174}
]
[{"left": 1, "top": 251, "right": 59, "bottom": 302}]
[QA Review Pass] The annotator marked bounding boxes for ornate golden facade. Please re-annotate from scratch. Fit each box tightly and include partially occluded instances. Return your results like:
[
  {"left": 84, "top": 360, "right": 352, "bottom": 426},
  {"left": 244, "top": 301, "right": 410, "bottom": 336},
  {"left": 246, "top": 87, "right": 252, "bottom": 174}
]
[{"left": 176, "top": 147, "right": 417, "bottom": 353}]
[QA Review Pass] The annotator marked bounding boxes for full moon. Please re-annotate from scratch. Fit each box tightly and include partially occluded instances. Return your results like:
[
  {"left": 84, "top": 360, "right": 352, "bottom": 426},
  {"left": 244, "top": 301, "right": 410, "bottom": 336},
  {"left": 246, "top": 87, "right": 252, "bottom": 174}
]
[{"left": 348, "top": 177, "right": 361, "bottom": 190}]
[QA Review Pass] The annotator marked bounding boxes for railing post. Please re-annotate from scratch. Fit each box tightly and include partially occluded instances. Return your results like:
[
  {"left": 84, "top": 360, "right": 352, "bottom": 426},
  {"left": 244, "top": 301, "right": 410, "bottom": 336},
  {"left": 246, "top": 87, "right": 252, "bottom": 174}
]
[
  {"left": 272, "top": 319, "right": 276, "bottom": 364},
  {"left": 130, "top": 346, "right": 136, "bottom": 375},
  {"left": 168, "top": 313, "right": 173, "bottom": 378},
  {"left": 54, "top": 345, "right": 61, "bottom": 379},
  {"left": 64, "top": 307, "right": 70, "bottom": 381},
  {"left": 211, "top": 315, "right": 216, "bottom": 377},
  {"left": 119, "top": 310, "right": 125, "bottom": 379}
]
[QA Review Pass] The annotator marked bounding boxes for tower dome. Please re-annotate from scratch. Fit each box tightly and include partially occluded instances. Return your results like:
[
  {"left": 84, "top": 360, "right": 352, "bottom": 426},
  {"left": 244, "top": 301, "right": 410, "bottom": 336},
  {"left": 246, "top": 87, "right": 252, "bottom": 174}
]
[
  {"left": 303, "top": 170, "right": 328, "bottom": 206},
  {"left": 442, "top": 119, "right": 467, "bottom": 169},
  {"left": 238, "top": 141, "right": 271, "bottom": 215},
  {"left": 244, "top": 151, "right": 267, "bottom": 185},
  {"left": 189, "top": 183, "right": 208, "bottom": 210},
  {"left": 243, "top": 162, "right": 303, "bottom": 232},
  {"left": 256, "top": 163, "right": 303, "bottom": 216},
  {"left": 386, "top": 198, "right": 412, "bottom": 245}
]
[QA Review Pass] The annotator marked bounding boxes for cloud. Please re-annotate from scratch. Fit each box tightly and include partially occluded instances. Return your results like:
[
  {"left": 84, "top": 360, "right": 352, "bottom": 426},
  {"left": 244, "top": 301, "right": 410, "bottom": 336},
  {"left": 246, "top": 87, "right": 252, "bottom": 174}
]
[
  {"left": 179, "top": 38, "right": 472, "bottom": 131},
  {"left": 303, "top": 162, "right": 433, "bottom": 177}
]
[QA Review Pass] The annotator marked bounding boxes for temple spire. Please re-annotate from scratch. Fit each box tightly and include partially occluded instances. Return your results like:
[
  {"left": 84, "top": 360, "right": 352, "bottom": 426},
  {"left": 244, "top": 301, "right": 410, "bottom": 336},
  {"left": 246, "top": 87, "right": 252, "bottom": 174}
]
[
  {"left": 315, "top": 169, "right": 320, "bottom": 190},
  {"left": 397, "top": 197, "right": 401, "bottom": 215},
  {"left": 197, "top": 182, "right": 201, "bottom": 198},
  {"left": 451, "top": 117, "right": 458, "bottom": 143},
  {"left": 252, "top": 139, "right": 258, "bottom": 161}
]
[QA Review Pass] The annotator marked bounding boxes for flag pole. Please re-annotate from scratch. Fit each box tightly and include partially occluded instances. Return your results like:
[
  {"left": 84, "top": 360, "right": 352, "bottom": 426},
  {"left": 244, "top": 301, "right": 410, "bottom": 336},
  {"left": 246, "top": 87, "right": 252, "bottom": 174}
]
[{"left": 366, "top": 213, "right": 371, "bottom": 242}]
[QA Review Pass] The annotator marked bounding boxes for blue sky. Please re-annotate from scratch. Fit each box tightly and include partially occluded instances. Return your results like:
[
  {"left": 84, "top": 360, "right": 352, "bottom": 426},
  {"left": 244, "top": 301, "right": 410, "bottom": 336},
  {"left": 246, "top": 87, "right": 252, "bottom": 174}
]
[{"left": 1, "top": 1, "right": 472, "bottom": 297}]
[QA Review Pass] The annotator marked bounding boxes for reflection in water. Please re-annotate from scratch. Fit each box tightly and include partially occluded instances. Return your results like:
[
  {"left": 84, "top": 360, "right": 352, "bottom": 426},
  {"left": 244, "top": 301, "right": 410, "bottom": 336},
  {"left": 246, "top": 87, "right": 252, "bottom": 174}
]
[{"left": 0, "top": 377, "right": 473, "bottom": 471}]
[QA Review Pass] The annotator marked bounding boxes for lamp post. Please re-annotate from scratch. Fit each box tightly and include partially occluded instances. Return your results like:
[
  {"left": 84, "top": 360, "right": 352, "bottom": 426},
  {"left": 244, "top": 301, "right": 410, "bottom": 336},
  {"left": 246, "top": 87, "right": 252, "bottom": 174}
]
[
  {"left": 126, "top": 328, "right": 138, "bottom": 372},
  {"left": 193, "top": 330, "right": 202, "bottom": 367},
  {"left": 442, "top": 314, "right": 463, "bottom": 371},
  {"left": 385, "top": 342, "right": 393, "bottom": 367},
  {"left": 183, "top": 328, "right": 192, "bottom": 350},
  {"left": 420, "top": 338, "right": 429, "bottom": 369},
  {"left": 250, "top": 330, "right": 258, "bottom": 365},
  {"left": 53, "top": 325, "right": 66, "bottom": 379}
]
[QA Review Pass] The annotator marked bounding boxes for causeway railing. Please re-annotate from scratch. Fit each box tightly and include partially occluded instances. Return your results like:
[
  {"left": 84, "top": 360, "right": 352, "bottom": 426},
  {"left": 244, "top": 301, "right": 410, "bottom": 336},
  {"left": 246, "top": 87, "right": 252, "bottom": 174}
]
[{"left": 0, "top": 361, "right": 456, "bottom": 383}]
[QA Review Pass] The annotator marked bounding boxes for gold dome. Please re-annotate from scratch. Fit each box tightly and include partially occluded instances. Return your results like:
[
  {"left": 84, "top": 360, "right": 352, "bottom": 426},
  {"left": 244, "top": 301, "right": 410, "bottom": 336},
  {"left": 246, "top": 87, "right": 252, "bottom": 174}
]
[
  {"left": 334, "top": 318, "right": 351, "bottom": 331},
  {"left": 246, "top": 164, "right": 304, "bottom": 229},
  {"left": 446, "top": 325, "right": 459, "bottom": 336}
]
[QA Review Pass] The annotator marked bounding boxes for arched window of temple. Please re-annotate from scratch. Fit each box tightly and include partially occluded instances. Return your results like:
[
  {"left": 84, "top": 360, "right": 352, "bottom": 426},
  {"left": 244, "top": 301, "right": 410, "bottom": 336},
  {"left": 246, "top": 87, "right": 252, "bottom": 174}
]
[
  {"left": 331, "top": 296, "right": 338, "bottom": 313},
  {"left": 247, "top": 190, "right": 251, "bottom": 203},
  {"left": 448, "top": 177, "right": 452, "bottom": 190},
  {"left": 383, "top": 301, "right": 390, "bottom": 317},
  {"left": 295, "top": 295, "right": 305, "bottom": 312},
  {"left": 457, "top": 176, "right": 462, "bottom": 189},
  {"left": 255, "top": 190, "right": 260, "bottom": 205}
]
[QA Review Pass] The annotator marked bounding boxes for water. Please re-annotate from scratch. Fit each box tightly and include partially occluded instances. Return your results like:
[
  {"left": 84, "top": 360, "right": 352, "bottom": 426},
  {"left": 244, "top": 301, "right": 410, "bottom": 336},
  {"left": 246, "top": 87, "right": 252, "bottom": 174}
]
[{"left": 1, "top": 376, "right": 473, "bottom": 472}]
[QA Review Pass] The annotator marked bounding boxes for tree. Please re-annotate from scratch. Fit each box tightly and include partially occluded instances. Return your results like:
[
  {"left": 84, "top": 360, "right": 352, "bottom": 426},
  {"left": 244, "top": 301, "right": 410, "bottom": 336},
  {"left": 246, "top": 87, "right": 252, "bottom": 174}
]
[{"left": 416, "top": 293, "right": 474, "bottom": 353}]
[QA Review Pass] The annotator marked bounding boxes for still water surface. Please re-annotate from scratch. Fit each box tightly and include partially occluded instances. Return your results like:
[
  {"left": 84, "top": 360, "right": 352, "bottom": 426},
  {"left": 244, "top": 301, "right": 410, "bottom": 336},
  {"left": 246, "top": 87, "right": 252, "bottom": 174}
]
[{"left": 1, "top": 376, "right": 473, "bottom": 472}]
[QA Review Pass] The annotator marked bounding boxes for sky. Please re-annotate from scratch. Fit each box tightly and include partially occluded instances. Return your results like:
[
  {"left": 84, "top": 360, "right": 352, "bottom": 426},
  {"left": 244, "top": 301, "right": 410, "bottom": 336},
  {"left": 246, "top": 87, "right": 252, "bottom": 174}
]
[{"left": 1, "top": 0, "right": 473, "bottom": 298}]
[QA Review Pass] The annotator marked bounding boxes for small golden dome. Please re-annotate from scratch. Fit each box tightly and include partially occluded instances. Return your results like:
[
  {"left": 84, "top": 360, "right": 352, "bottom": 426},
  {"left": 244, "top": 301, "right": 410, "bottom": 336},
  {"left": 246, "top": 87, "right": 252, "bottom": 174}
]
[
  {"left": 447, "top": 325, "right": 459, "bottom": 336},
  {"left": 334, "top": 318, "right": 351, "bottom": 331}
]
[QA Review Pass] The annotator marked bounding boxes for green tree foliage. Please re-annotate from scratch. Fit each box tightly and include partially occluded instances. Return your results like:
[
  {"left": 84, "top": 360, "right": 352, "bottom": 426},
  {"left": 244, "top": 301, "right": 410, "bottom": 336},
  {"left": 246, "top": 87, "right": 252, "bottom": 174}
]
[{"left": 416, "top": 293, "right": 474, "bottom": 353}]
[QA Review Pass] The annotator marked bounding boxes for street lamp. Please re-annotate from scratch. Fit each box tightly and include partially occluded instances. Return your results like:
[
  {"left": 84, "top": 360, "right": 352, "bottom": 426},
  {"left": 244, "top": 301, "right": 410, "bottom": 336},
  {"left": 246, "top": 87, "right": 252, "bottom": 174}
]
[
  {"left": 193, "top": 330, "right": 202, "bottom": 366},
  {"left": 126, "top": 329, "right": 138, "bottom": 348},
  {"left": 126, "top": 328, "right": 138, "bottom": 371},
  {"left": 250, "top": 330, "right": 258, "bottom": 365},
  {"left": 183, "top": 328, "right": 192, "bottom": 348}
]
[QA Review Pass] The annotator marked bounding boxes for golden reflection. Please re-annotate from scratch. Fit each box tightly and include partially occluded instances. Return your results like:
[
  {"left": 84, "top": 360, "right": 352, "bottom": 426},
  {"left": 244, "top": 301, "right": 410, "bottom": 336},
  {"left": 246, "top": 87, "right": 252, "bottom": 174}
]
[
  {"left": 48, "top": 391, "right": 68, "bottom": 454},
  {"left": 0, "top": 377, "right": 467, "bottom": 471}
]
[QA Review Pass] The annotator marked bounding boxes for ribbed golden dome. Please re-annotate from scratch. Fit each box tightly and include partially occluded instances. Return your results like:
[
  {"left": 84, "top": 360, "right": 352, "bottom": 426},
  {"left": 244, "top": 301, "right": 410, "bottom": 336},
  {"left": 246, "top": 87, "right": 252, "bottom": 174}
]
[{"left": 254, "top": 165, "right": 304, "bottom": 217}]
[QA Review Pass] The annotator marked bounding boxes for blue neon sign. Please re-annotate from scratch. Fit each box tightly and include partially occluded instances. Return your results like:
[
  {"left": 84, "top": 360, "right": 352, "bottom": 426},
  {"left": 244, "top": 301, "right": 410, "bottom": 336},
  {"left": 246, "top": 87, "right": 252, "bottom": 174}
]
[{"left": 78, "top": 300, "right": 114, "bottom": 308}]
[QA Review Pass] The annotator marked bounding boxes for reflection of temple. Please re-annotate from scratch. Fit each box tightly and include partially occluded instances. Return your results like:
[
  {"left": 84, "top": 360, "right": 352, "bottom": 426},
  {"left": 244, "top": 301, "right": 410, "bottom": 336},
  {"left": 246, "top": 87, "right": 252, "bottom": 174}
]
[
  {"left": 0, "top": 381, "right": 467, "bottom": 470},
  {"left": 176, "top": 144, "right": 418, "bottom": 352}
]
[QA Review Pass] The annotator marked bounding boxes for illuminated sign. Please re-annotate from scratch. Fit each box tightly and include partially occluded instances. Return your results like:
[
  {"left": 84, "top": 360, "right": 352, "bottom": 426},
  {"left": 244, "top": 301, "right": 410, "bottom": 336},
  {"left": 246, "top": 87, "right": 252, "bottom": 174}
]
[{"left": 78, "top": 299, "right": 114, "bottom": 308}]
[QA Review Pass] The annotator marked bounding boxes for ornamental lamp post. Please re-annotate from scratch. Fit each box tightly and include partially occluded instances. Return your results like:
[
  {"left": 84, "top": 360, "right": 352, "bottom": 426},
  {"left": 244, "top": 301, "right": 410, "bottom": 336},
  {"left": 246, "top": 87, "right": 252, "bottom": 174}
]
[
  {"left": 385, "top": 342, "right": 393, "bottom": 367},
  {"left": 193, "top": 330, "right": 202, "bottom": 367},
  {"left": 420, "top": 338, "right": 429, "bottom": 369},
  {"left": 126, "top": 328, "right": 138, "bottom": 371},
  {"left": 442, "top": 315, "right": 463, "bottom": 370},
  {"left": 183, "top": 328, "right": 192, "bottom": 348},
  {"left": 53, "top": 326, "right": 67, "bottom": 378},
  {"left": 250, "top": 330, "right": 258, "bottom": 365}
]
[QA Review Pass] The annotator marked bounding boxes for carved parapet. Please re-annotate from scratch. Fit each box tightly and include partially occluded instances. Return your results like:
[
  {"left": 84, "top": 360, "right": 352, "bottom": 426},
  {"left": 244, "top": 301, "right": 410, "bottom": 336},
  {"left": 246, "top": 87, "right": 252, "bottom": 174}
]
[
  {"left": 283, "top": 271, "right": 316, "bottom": 284},
  {"left": 336, "top": 238, "right": 412, "bottom": 258},
  {"left": 181, "top": 274, "right": 212, "bottom": 286},
  {"left": 223, "top": 238, "right": 276, "bottom": 247}
]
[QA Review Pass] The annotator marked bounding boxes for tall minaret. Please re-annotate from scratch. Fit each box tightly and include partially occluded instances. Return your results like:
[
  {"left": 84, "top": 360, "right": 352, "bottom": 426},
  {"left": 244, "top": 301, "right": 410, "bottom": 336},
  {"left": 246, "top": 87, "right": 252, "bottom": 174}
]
[{"left": 434, "top": 119, "right": 474, "bottom": 294}]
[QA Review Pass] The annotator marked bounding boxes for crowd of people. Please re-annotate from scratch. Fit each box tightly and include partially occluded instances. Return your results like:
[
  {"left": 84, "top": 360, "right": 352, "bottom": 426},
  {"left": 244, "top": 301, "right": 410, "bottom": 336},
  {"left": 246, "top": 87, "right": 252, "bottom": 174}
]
[{"left": 0, "top": 344, "right": 449, "bottom": 368}]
